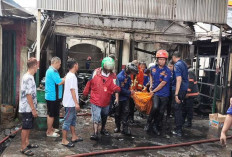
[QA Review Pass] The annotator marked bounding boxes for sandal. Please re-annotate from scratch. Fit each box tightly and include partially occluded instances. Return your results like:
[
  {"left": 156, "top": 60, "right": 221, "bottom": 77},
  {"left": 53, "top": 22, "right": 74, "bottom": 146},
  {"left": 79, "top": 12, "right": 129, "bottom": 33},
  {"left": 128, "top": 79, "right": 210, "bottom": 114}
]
[
  {"left": 46, "top": 132, "right": 60, "bottom": 137},
  {"left": 27, "top": 144, "right": 39, "bottom": 149},
  {"left": 54, "top": 129, "right": 59, "bottom": 133},
  {"left": 62, "top": 142, "right": 74, "bottom": 148},
  {"left": 71, "top": 138, "right": 83, "bottom": 143},
  {"left": 20, "top": 147, "right": 34, "bottom": 156}
]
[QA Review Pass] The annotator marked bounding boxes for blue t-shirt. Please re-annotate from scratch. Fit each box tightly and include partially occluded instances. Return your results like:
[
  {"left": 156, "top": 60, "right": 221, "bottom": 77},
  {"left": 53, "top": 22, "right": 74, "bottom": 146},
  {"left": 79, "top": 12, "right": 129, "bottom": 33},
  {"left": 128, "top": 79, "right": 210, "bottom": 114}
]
[
  {"left": 227, "top": 107, "right": 232, "bottom": 115},
  {"left": 45, "top": 66, "right": 63, "bottom": 101},
  {"left": 150, "top": 65, "right": 171, "bottom": 97},
  {"left": 172, "top": 60, "right": 189, "bottom": 91}
]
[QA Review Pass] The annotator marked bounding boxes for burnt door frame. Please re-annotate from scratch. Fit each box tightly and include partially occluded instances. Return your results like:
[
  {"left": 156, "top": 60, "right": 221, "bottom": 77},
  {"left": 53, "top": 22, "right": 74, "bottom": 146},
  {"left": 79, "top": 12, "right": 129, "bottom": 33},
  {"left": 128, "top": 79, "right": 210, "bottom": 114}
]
[{"left": 1, "top": 30, "right": 16, "bottom": 106}]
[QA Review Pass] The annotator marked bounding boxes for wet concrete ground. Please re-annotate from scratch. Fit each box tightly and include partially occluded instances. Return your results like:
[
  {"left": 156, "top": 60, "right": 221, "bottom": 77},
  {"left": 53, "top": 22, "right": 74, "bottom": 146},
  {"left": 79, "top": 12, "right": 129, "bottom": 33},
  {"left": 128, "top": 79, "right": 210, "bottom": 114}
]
[{"left": 2, "top": 109, "right": 232, "bottom": 157}]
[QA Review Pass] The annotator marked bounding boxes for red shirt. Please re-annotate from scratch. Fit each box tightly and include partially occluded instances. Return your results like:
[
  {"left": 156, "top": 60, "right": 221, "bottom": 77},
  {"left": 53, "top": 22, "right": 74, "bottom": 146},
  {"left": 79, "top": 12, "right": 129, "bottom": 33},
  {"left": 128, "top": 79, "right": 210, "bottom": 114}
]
[{"left": 83, "top": 68, "right": 120, "bottom": 107}]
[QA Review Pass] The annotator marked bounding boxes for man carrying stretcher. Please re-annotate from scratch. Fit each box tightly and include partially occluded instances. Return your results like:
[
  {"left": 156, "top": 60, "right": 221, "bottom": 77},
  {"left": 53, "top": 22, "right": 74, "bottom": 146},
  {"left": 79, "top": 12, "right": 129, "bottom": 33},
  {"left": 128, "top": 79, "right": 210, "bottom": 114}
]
[{"left": 144, "top": 50, "right": 171, "bottom": 136}]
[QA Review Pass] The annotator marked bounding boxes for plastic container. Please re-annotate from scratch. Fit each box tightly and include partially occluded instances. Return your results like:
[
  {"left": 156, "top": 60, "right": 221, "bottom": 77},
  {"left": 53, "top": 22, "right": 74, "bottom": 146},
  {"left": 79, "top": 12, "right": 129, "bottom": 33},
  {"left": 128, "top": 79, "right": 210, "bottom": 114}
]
[
  {"left": 37, "top": 103, "right": 47, "bottom": 117},
  {"left": 34, "top": 117, "right": 60, "bottom": 131},
  {"left": 37, "top": 89, "right": 46, "bottom": 103}
]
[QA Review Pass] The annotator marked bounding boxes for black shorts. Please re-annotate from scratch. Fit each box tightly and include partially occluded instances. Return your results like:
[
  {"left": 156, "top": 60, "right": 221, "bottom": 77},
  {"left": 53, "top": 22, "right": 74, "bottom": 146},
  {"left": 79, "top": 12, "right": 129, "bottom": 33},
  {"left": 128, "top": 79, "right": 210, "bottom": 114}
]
[
  {"left": 46, "top": 100, "right": 60, "bottom": 117},
  {"left": 21, "top": 112, "right": 34, "bottom": 130}
]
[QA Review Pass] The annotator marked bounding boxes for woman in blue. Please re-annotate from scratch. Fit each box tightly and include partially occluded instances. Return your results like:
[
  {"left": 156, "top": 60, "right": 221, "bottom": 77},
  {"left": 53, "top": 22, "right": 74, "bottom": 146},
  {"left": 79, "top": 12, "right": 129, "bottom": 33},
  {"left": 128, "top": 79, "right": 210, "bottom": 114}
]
[{"left": 144, "top": 50, "right": 171, "bottom": 136}]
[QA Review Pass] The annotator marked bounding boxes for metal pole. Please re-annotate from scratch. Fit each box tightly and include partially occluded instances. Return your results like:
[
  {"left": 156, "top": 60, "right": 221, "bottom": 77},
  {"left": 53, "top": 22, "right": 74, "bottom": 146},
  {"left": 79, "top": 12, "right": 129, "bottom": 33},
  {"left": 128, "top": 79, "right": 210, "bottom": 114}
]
[
  {"left": 212, "top": 25, "right": 222, "bottom": 113},
  {"left": 0, "top": 25, "right": 2, "bottom": 124},
  {"left": 221, "top": 48, "right": 231, "bottom": 114},
  {"left": 36, "top": 9, "right": 41, "bottom": 87},
  {"left": 122, "top": 33, "right": 131, "bottom": 66},
  {"left": 196, "top": 46, "right": 199, "bottom": 79}
]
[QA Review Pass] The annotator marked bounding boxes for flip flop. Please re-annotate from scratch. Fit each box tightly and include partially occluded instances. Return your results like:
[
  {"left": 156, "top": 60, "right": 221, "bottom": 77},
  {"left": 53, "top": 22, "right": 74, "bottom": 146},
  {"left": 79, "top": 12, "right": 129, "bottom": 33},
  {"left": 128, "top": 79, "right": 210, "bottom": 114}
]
[
  {"left": 20, "top": 147, "right": 34, "bottom": 156},
  {"left": 27, "top": 144, "right": 39, "bottom": 149},
  {"left": 71, "top": 138, "right": 83, "bottom": 143},
  {"left": 54, "top": 129, "right": 59, "bottom": 133},
  {"left": 62, "top": 142, "right": 74, "bottom": 148},
  {"left": 47, "top": 132, "right": 60, "bottom": 137}
]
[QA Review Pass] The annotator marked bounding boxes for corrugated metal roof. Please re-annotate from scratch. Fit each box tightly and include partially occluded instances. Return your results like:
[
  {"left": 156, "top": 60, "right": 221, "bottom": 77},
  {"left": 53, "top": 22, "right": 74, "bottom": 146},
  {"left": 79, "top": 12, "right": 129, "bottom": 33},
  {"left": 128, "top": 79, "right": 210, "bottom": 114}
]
[
  {"left": 0, "top": 0, "right": 34, "bottom": 18},
  {"left": 175, "top": 0, "right": 227, "bottom": 24},
  {"left": 37, "top": 0, "right": 228, "bottom": 24}
]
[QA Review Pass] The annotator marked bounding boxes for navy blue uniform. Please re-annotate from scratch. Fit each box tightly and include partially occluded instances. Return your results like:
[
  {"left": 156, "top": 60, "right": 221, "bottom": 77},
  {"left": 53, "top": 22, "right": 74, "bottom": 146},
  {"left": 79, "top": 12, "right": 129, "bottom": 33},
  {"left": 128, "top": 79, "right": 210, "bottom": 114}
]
[
  {"left": 182, "top": 68, "right": 199, "bottom": 127},
  {"left": 151, "top": 65, "right": 171, "bottom": 97},
  {"left": 117, "top": 70, "right": 131, "bottom": 101},
  {"left": 172, "top": 60, "right": 189, "bottom": 91},
  {"left": 172, "top": 59, "right": 189, "bottom": 133},
  {"left": 167, "top": 72, "right": 173, "bottom": 118},
  {"left": 115, "top": 70, "right": 131, "bottom": 131},
  {"left": 146, "top": 65, "right": 171, "bottom": 131}
]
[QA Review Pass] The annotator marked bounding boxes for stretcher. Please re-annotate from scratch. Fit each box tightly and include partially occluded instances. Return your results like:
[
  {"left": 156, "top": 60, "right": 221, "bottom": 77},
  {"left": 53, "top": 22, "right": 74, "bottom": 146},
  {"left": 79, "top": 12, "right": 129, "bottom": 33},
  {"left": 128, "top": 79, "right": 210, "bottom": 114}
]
[{"left": 132, "top": 92, "right": 153, "bottom": 114}]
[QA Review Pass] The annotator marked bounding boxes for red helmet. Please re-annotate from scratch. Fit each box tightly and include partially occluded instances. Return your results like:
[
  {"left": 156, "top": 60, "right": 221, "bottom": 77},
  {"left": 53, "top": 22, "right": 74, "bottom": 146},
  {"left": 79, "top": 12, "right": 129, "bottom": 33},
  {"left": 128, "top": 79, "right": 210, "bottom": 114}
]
[{"left": 156, "top": 50, "right": 169, "bottom": 59}]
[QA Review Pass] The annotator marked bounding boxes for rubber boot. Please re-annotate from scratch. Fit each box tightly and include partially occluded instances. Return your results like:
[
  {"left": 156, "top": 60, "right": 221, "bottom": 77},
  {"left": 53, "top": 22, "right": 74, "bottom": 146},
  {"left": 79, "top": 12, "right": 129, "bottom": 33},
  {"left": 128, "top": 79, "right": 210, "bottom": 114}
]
[
  {"left": 185, "top": 119, "right": 192, "bottom": 128},
  {"left": 172, "top": 128, "right": 183, "bottom": 137},
  {"left": 90, "top": 134, "right": 99, "bottom": 141},
  {"left": 122, "top": 124, "right": 131, "bottom": 136},
  {"left": 114, "top": 123, "right": 121, "bottom": 133},
  {"left": 144, "top": 123, "right": 151, "bottom": 132},
  {"left": 100, "top": 116, "right": 110, "bottom": 136},
  {"left": 152, "top": 125, "right": 160, "bottom": 136}
]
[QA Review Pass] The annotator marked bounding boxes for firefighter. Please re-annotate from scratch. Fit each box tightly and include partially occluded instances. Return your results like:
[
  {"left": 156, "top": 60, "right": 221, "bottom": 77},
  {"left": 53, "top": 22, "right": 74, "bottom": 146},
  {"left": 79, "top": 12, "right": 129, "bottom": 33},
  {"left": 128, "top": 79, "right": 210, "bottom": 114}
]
[
  {"left": 129, "top": 60, "right": 144, "bottom": 124},
  {"left": 182, "top": 59, "right": 199, "bottom": 128},
  {"left": 115, "top": 63, "right": 138, "bottom": 135},
  {"left": 83, "top": 57, "right": 120, "bottom": 141},
  {"left": 131, "top": 60, "right": 144, "bottom": 91},
  {"left": 171, "top": 51, "right": 189, "bottom": 137},
  {"left": 144, "top": 50, "right": 171, "bottom": 135}
]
